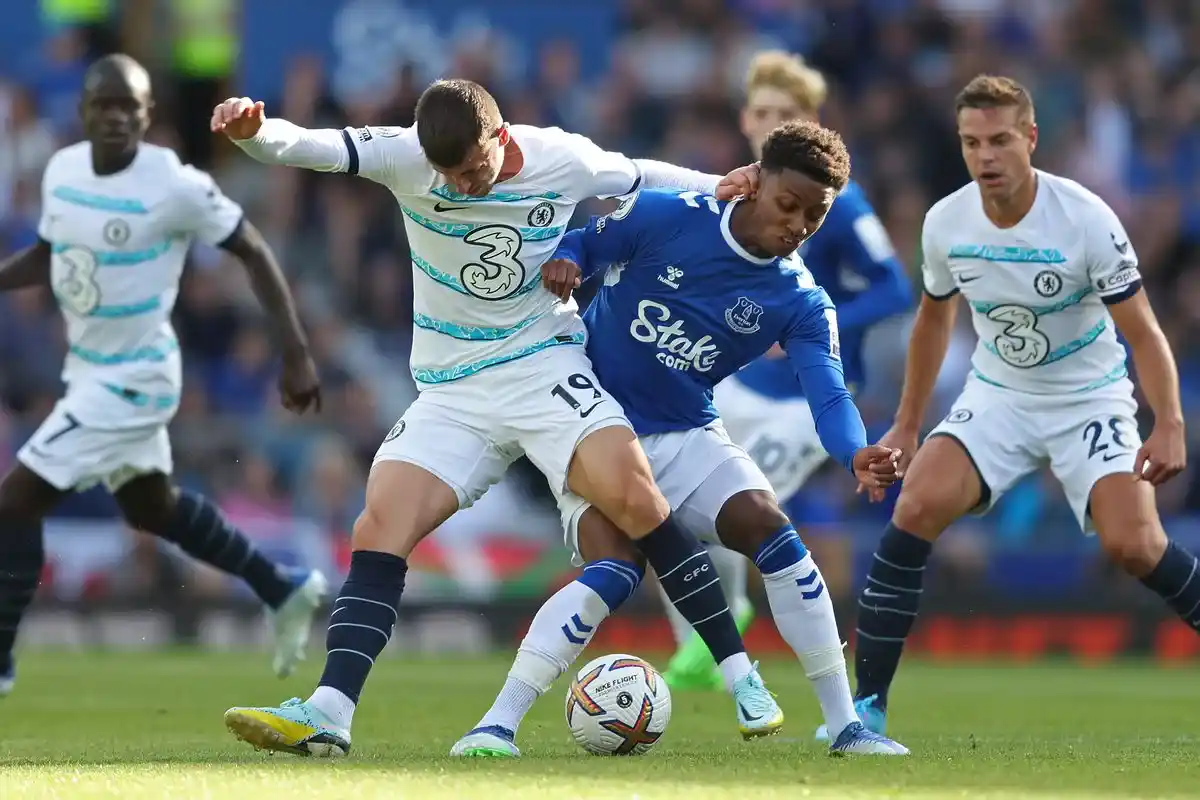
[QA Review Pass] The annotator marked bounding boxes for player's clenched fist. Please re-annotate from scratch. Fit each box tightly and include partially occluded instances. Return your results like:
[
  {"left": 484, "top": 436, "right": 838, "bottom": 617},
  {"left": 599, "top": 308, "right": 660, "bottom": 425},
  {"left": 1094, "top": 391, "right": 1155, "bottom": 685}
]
[
  {"left": 211, "top": 97, "right": 266, "bottom": 139},
  {"left": 852, "top": 444, "right": 904, "bottom": 493},
  {"left": 542, "top": 258, "right": 582, "bottom": 302}
]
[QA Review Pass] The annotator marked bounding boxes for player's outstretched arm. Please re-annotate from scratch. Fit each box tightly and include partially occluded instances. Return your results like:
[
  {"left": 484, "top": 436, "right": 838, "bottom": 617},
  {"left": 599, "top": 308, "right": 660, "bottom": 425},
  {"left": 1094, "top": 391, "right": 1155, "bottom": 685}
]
[
  {"left": 211, "top": 98, "right": 421, "bottom": 186},
  {"left": 221, "top": 220, "right": 321, "bottom": 414},
  {"left": 1108, "top": 290, "right": 1186, "bottom": 484},
  {"left": 0, "top": 241, "right": 51, "bottom": 291}
]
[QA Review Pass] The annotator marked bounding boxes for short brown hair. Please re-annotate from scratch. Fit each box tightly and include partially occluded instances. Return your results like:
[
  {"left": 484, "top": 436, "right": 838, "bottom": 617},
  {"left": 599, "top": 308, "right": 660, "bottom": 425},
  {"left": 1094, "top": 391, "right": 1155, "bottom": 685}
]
[
  {"left": 745, "top": 51, "right": 827, "bottom": 115},
  {"left": 760, "top": 119, "right": 850, "bottom": 192},
  {"left": 414, "top": 79, "right": 502, "bottom": 168},
  {"left": 955, "top": 75, "right": 1035, "bottom": 121}
]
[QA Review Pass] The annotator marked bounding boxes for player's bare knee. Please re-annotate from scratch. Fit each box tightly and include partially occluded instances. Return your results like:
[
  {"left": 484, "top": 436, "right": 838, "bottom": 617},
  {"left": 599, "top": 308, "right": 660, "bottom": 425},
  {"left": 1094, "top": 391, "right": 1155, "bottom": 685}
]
[
  {"left": 1090, "top": 475, "right": 1167, "bottom": 578},
  {"left": 1099, "top": 520, "right": 1166, "bottom": 577},
  {"left": 714, "top": 490, "right": 789, "bottom": 558},
  {"left": 587, "top": 469, "right": 669, "bottom": 538},
  {"left": 891, "top": 487, "right": 958, "bottom": 541}
]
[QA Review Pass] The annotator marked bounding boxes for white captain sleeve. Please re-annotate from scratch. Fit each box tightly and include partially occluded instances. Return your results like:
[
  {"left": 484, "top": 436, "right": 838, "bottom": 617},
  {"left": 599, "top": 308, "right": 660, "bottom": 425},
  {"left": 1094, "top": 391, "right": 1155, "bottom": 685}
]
[
  {"left": 920, "top": 208, "right": 957, "bottom": 300},
  {"left": 233, "top": 119, "right": 431, "bottom": 192}
]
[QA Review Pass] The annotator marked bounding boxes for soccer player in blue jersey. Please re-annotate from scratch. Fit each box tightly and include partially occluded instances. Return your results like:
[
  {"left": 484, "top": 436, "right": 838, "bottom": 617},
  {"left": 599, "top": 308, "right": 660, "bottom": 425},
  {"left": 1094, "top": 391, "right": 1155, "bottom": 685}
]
[
  {"left": 660, "top": 51, "right": 914, "bottom": 692},
  {"left": 451, "top": 119, "right": 910, "bottom": 758}
]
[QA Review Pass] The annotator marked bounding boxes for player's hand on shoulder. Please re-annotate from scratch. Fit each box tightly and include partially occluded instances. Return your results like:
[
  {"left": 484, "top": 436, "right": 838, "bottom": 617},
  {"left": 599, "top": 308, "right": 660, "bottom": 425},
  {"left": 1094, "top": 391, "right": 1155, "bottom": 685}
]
[
  {"left": 211, "top": 97, "right": 266, "bottom": 139},
  {"left": 1135, "top": 420, "right": 1186, "bottom": 486},
  {"left": 715, "top": 163, "right": 760, "bottom": 201},
  {"left": 542, "top": 258, "right": 582, "bottom": 302},
  {"left": 278, "top": 349, "right": 322, "bottom": 415}
]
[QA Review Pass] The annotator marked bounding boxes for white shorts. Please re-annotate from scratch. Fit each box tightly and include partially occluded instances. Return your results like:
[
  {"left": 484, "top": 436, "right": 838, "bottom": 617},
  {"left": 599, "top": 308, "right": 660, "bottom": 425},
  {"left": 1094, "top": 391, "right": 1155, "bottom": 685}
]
[
  {"left": 374, "top": 344, "right": 630, "bottom": 508},
  {"left": 556, "top": 420, "right": 774, "bottom": 566},
  {"left": 18, "top": 400, "right": 173, "bottom": 492},
  {"left": 927, "top": 375, "right": 1140, "bottom": 532},
  {"left": 711, "top": 376, "right": 829, "bottom": 503}
]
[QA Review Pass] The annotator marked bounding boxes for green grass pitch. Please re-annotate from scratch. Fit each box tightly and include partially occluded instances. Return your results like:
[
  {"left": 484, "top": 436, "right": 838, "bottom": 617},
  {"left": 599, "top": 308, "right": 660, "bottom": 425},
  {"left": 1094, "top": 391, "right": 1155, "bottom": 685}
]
[{"left": 1, "top": 650, "right": 1197, "bottom": 798}]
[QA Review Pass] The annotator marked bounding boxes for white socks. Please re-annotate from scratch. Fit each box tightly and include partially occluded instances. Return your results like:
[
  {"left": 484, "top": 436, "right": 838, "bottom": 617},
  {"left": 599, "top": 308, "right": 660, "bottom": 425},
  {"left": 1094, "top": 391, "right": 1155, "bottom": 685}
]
[
  {"left": 309, "top": 685, "right": 356, "bottom": 730},
  {"left": 761, "top": 553, "right": 859, "bottom": 737},
  {"left": 476, "top": 579, "right": 613, "bottom": 734}
]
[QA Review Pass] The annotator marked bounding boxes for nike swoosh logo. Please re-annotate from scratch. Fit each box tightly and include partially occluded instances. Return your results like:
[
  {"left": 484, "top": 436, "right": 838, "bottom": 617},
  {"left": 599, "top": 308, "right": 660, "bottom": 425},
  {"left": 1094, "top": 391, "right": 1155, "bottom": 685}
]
[
  {"left": 959, "top": 275, "right": 981, "bottom": 283},
  {"left": 862, "top": 588, "right": 897, "bottom": 599},
  {"left": 433, "top": 202, "right": 468, "bottom": 212},
  {"left": 738, "top": 702, "right": 762, "bottom": 722},
  {"left": 1101, "top": 452, "right": 1128, "bottom": 462},
  {"left": 580, "top": 402, "right": 603, "bottom": 418}
]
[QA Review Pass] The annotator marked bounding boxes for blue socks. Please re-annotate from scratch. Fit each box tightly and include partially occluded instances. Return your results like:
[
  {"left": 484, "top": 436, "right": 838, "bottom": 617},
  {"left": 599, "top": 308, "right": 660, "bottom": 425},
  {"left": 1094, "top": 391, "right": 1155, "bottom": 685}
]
[
  {"left": 164, "top": 490, "right": 294, "bottom": 609},
  {"left": 0, "top": 516, "right": 43, "bottom": 672},
  {"left": 634, "top": 512, "right": 746, "bottom": 664},
  {"left": 1141, "top": 541, "right": 1200, "bottom": 633},
  {"left": 854, "top": 522, "right": 932, "bottom": 707},
  {"left": 318, "top": 550, "right": 407, "bottom": 704}
]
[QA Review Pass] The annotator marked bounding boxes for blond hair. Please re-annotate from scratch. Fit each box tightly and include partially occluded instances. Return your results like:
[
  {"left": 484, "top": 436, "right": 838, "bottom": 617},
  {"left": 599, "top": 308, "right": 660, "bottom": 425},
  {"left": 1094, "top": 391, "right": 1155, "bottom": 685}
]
[
  {"left": 745, "top": 51, "right": 828, "bottom": 115},
  {"left": 955, "top": 74, "right": 1035, "bottom": 122}
]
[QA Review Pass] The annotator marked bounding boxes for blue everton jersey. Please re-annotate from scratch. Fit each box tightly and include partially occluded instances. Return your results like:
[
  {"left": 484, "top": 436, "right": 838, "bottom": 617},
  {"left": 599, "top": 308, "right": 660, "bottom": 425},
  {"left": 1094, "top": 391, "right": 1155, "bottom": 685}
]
[
  {"left": 556, "top": 188, "right": 867, "bottom": 472},
  {"left": 733, "top": 180, "right": 911, "bottom": 400}
]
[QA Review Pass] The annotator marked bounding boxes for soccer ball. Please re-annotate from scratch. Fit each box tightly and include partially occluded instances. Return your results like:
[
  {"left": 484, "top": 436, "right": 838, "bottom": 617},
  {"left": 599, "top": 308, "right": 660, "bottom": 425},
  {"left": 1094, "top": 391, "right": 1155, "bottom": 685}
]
[{"left": 564, "top": 653, "right": 672, "bottom": 755}]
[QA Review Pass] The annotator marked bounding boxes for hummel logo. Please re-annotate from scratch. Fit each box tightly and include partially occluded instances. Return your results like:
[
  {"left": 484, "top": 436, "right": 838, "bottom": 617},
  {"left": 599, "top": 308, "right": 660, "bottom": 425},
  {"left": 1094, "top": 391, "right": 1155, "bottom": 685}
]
[
  {"left": 434, "top": 202, "right": 468, "bottom": 212},
  {"left": 1111, "top": 233, "right": 1129, "bottom": 254},
  {"left": 657, "top": 265, "right": 683, "bottom": 289},
  {"left": 738, "top": 702, "right": 762, "bottom": 722}
]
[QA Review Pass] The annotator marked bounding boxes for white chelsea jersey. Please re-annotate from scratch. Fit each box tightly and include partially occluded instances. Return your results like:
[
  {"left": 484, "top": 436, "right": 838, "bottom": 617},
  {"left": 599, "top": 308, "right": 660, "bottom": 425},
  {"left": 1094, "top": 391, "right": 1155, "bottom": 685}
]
[
  {"left": 38, "top": 143, "right": 243, "bottom": 402},
  {"left": 237, "top": 122, "right": 641, "bottom": 386},
  {"left": 922, "top": 170, "right": 1141, "bottom": 395}
]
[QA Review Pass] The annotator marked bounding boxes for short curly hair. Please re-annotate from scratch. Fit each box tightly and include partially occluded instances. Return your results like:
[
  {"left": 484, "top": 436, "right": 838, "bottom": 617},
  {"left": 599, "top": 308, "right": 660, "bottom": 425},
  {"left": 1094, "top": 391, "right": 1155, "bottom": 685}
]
[{"left": 760, "top": 119, "right": 850, "bottom": 192}]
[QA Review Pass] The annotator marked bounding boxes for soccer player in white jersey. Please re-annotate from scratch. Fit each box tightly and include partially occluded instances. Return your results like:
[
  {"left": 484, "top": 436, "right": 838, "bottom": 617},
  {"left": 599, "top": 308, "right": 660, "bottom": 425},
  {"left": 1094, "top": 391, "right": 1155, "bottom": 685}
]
[
  {"left": 819, "top": 75, "right": 1200, "bottom": 740},
  {"left": 659, "top": 51, "right": 912, "bottom": 692},
  {"left": 212, "top": 79, "right": 782, "bottom": 758},
  {"left": 0, "top": 55, "right": 328, "bottom": 697}
]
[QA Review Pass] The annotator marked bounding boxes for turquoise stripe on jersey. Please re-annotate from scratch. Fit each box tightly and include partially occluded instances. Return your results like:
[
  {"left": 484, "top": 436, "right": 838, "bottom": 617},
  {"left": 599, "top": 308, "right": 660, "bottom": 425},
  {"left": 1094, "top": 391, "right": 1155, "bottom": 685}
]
[
  {"left": 52, "top": 186, "right": 149, "bottom": 214},
  {"left": 412, "top": 332, "right": 585, "bottom": 384},
  {"left": 412, "top": 311, "right": 544, "bottom": 341},
  {"left": 68, "top": 339, "right": 178, "bottom": 365},
  {"left": 431, "top": 186, "right": 563, "bottom": 203},
  {"left": 87, "top": 296, "right": 162, "bottom": 318},
  {"left": 970, "top": 286, "right": 1092, "bottom": 316},
  {"left": 948, "top": 244, "right": 1066, "bottom": 263},
  {"left": 409, "top": 250, "right": 542, "bottom": 298},
  {"left": 52, "top": 240, "right": 175, "bottom": 266},
  {"left": 400, "top": 205, "right": 566, "bottom": 241},
  {"left": 971, "top": 362, "right": 1128, "bottom": 393},
  {"left": 102, "top": 382, "right": 179, "bottom": 410}
]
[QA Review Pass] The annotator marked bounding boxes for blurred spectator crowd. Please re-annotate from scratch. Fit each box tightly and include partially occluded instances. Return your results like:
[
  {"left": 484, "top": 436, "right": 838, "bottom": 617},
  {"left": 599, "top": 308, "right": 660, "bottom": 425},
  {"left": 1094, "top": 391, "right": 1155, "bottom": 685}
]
[{"left": 1, "top": 0, "right": 1199, "bottom": 601}]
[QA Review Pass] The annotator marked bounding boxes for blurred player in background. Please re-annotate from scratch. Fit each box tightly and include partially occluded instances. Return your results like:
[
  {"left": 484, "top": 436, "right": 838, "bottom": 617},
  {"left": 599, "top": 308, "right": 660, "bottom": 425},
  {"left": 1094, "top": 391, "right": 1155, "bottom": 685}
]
[
  {"left": 452, "top": 120, "right": 910, "bottom": 758},
  {"left": 0, "top": 54, "right": 327, "bottom": 697},
  {"left": 213, "top": 79, "right": 783, "bottom": 758},
  {"left": 832, "top": 75, "right": 1200, "bottom": 739},
  {"left": 660, "top": 52, "right": 912, "bottom": 692}
]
